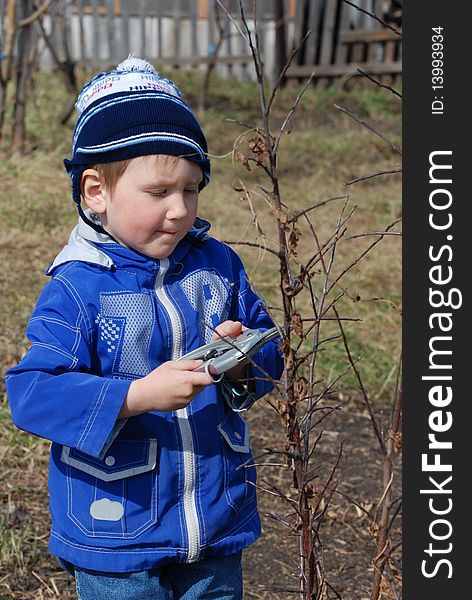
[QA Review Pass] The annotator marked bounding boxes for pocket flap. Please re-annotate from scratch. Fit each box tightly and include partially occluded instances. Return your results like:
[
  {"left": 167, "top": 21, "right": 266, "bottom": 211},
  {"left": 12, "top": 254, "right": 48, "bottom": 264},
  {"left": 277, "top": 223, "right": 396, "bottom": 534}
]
[
  {"left": 61, "top": 439, "right": 157, "bottom": 482},
  {"left": 217, "top": 411, "right": 250, "bottom": 453}
]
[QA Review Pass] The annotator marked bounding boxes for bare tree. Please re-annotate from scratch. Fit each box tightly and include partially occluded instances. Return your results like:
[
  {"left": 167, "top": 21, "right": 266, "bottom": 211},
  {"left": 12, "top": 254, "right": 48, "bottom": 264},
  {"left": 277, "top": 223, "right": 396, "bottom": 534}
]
[
  {"left": 218, "top": 1, "right": 402, "bottom": 598},
  {"left": 0, "top": 0, "right": 17, "bottom": 142},
  {"left": 1, "top": 0, "right": 77, "bottom": 153},
  {"left": 11, "top": 0, "right": 37, "bottom": 153}
]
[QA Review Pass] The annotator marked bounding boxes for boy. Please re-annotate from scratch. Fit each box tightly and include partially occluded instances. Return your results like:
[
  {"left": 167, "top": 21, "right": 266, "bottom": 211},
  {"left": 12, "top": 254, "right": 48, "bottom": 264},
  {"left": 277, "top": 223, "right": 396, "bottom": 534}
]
[{"left": 6, "top": 58, "right": 283, "bottom": 599}]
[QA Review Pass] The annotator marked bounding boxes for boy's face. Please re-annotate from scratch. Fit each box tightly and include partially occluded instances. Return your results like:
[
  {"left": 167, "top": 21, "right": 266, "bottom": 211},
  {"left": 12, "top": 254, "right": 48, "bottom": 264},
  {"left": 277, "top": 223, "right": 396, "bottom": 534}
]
[{"left": 89, "top": 156, "right": 202, "bottom": 259}]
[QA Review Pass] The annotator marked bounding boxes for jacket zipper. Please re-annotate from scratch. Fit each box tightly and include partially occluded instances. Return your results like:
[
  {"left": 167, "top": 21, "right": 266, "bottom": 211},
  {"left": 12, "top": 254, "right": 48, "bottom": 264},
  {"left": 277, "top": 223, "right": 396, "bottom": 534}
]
[{"left": 154, "top": 258, "right": 201, "bottom": 563}]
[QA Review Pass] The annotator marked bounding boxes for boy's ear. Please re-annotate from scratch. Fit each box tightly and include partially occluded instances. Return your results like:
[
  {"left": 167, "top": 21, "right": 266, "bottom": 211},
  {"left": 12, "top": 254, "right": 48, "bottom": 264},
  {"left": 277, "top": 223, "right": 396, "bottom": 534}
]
[{"left": 81, "top": 169, "right": 107, "bottom": 214}]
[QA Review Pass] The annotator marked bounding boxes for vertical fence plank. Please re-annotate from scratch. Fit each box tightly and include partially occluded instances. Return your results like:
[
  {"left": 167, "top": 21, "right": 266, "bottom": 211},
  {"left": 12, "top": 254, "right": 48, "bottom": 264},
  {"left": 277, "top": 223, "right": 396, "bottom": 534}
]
[
  {"left": 273, "top": 0, "right": 287, "bottom": 81},
  {"left": 76, "top": 0, "right": 87, "bottom": 66},
  {"left": 305, "top": 0, "right": 322, "bottom": 65},
  {"left": 121, "top": 0, "right": 130, "bottom": 59},
  {"left": 368, "top": 0, "right": 383, "bottom": 62},
  {"left": 319, "top": 0, "right": 338, "bottom": 67},
  {"left": 139, "top": 0, "right": 146, "bottom": 60},
  {"left": 335, "top": 0, "right": 350, "bottom": 66},
  {"left": 382, "top": 37, "right": 395, "bottom": 85},
  {"left": 255, "top": 0, "right": 265, "bottom": 55},
  {"left": 106, "top": 0, "right": 115, "bottom": 62},
  {"left": 372, "top": 0, "right": 383, "bottom": 22},
  {"left": 62, "top": 0, "right": 73, "bottom": 63},
  {"left": 190, "top": 0, "right": 198, "bottom": 61},
  {"left": 238, "top": 4, "right": 250, "bottom": 81},
  {"left": 156, "top": 0, "right": 163, "bottom": 58},
  {"left": 351, "top": 0, "right": 368, "bottom": 63},
  {"left": 91, "top": 0, "right": 100, "bottom": 61},
  {"left": 292, "top": 0, "right": 307, "bottom": 65},
  {"left": 0, "top": 0, "right": 4, "bottom": 22},
  {"left": 49, "top": 0, "right": 59, "bottom": 58},
  {"left": 224, "top": 10, "right": 232, "bottom": 76},
  {"left": 173, "top": 0, "right": 181, "bottom": 66},
  {"left": 292, "top": 0, "right": 305, "bottom": 60},
  {"left": 208, "top": 0, "right": 215, "bottom": 60},
  {"left": 356, "top": 0, "right": 368, "bottom": 27}
]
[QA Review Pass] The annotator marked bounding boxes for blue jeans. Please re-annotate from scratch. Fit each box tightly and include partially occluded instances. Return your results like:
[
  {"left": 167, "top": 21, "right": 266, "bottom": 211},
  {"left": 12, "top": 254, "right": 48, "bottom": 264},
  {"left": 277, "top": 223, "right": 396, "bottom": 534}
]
[{"left": 71, "top": 552, "right": 243, "bottom": 600}]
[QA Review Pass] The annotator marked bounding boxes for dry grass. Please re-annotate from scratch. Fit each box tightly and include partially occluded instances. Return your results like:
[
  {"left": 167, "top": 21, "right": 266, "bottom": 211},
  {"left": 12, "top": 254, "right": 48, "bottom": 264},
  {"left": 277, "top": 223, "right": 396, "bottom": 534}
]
[{"left": 0, "top": 69, "right": 401, "bottom": 598}]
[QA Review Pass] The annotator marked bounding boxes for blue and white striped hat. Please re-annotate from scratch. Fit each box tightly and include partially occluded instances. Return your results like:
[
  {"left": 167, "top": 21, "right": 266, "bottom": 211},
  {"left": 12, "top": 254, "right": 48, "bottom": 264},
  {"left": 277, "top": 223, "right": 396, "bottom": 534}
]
[{"left": 64, "top": 57, "right": 210, "bottom": 213}]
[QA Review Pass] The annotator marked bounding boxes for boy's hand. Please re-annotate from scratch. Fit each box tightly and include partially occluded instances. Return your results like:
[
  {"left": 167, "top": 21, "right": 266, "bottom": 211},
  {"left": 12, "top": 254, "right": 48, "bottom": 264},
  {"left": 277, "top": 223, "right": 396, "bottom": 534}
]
[
  {"left": 211, "top": 320, "right": 246, "bottom": 340},
  {"left": 120, "top": 360, "right": 212, "bottom": 418},
  {"left": 211, "top": 320, "right": 249, "bottom": 382}
]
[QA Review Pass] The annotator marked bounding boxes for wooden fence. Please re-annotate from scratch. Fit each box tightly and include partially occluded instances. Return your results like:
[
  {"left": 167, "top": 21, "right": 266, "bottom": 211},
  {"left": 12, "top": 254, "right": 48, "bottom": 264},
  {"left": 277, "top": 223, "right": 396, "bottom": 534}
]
[
  {"left": 289, "top": 0, "right": 402, "bottom": 85},
  {"left": 1, "top": 0, "right": 402, "bottom": 85}
]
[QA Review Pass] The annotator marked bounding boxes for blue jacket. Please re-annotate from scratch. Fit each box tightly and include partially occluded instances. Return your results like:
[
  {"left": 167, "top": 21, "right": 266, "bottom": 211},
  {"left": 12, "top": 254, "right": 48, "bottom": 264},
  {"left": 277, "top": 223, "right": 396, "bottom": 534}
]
[{"left": 6, "top": 215, "right": 283, "bottom": 572}]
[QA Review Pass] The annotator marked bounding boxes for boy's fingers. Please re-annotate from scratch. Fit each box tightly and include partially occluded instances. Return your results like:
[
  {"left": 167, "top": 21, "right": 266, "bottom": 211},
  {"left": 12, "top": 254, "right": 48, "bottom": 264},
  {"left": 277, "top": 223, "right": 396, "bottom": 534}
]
[
  {"left": 212, "top": 320, "right": 243, "bottom": 340},
  {"left": 189, "top": 371, "right": 213, "bottom": 386},
  {"left": 174, "top": 360, "right": 204, "bottom": 371},
  {"left": 172, "top": 361, "right": 213, "bottom": 385}
]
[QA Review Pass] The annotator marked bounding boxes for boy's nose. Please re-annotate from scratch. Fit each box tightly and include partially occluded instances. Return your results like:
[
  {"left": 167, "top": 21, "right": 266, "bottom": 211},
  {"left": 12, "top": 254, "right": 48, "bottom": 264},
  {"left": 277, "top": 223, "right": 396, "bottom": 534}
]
[{"left": 167, "top": 193, "right": 188, "bottom": 219}]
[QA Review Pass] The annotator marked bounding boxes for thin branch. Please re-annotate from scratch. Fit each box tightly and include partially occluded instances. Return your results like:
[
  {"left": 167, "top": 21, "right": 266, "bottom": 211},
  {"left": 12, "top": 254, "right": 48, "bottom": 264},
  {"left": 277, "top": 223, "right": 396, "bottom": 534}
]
[
  {"left": 341, "top": 0, "right": 402, "bottom": 36},
  {"left": 314, "top": 457, "right": 342, "bottom": 534},
  {"left": 333, "top": 488, "right": 373, "bottom": 521},
  {"left": 274, "top": 71, "right": 316, "bottom": 154},
  {"left": 345, "top": 168, "right": 402, "bottom": 186},
  {"left": 289, "top": 195, "right": 350, "bottom": 223},
  {"left": 334, "top": 104, "right": 402, "bottom": 155},
  {"left": 325, "top": 580, "right": 343, "bottom": 600},
  {"left": 224, "top": 117, "right": 254, "bottom": 130},
  {"left": 299, "top": 365, "right": 353, "bottom": 429},
  {"left": 302, "top": 317, "right": 362, "bottom": 322},
  {"left": 357, "top": 68, "right": 402, "bottom": 99},
  {"left": 255, "top": 479, "right": 300, "bottom": 513},
  {"left": 216, "top": 0, "right": 249, "bottom": 43},
  {"left": 265, "top": 511, "right": 299, "bottom": 532},
  {"left": 267, "top": 28, "right": 312, "bottom": 113},
  {"left": 387, "top": 499, "right": 402, "bottom": 536},
  {"left": 19, "top": 0, "right": 51, "bottom": 27},
  {"left": 333, "top": 305, "right": 386, "bottom": 455},
  {"left": 327, "top": 218, "right": 402, "bottom": 295},
  {"left": 346, "top": 230, "right": 401, "bottom": 240},
  {"left": 221, "top": 240, "right": 280, "bottom": 257}
]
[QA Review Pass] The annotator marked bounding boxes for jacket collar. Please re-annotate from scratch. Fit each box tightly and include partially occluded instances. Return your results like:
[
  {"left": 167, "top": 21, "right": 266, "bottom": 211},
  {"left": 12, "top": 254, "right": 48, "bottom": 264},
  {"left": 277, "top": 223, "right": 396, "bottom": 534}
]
[{"left": 47, "top": 209, "right": 211, "bottom": 275}]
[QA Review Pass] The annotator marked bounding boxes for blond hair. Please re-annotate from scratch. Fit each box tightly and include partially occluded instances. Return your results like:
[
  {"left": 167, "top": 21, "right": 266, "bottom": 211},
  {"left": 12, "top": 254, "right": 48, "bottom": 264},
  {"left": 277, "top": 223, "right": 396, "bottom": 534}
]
[{"left": 88, "top": 155, "right": 182, "bottom": 197}]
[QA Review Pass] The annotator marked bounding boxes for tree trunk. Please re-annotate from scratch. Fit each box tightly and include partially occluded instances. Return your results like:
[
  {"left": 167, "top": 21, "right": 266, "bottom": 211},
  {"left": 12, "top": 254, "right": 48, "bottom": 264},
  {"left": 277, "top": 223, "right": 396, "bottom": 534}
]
[
  {"left": 0, "top": 0, "right": 17, "bottom": 142},
  {"left": 11, "top": 0, "right": 35, "bottom": 153}
]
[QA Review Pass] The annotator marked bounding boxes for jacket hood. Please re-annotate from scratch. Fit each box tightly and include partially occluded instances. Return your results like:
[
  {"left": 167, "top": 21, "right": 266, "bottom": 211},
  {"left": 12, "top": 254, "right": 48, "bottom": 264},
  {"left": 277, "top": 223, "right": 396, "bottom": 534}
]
[{"left": 47, "top": 209, "right": 211, "bottom": 275}]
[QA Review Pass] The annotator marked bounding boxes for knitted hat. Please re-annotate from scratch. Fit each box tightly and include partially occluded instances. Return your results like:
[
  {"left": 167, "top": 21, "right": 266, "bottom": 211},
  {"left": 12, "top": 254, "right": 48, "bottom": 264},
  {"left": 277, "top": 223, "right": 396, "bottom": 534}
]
[{"left": 64, "top": 57, "right": 210, "bottom": 229}]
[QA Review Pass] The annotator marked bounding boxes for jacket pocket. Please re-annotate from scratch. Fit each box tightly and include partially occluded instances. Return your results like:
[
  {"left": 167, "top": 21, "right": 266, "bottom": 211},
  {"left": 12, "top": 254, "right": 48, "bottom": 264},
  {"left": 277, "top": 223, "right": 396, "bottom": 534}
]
[
  {"left": 218, "top": 411, "right": 256, "bottom": 513},
  {"left": 61, "top": 439, "right": 158, "bottom": 539}
]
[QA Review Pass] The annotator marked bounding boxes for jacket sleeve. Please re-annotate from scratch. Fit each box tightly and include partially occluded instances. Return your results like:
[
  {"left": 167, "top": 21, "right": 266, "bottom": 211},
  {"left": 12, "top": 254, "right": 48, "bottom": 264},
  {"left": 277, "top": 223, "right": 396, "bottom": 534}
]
[
  {"left": 222, "top": 245, "right": 284, "bottom": 409},
  {"left": 5, "top": 276, "right": 131, "bottom": 459}
]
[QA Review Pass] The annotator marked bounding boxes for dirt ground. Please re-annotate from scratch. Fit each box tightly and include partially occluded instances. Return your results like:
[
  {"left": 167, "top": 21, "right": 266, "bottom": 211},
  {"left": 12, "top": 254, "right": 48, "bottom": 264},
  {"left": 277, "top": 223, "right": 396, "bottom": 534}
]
[{"left": 0, "top": 393, "right": 401, "bottom": 600}]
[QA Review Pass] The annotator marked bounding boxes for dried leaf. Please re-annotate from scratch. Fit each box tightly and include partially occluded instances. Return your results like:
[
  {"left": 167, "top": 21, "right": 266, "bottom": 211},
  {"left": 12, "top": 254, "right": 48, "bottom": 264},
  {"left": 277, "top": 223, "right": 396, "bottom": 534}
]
[
  {"left": 295, "top": 376, "right": 308, "bottom": 401},
  {"left": 288, "top": 231, "right": 299, "bottom": 256},
  {"left": 234, "top": 150, "right": 251, "bottom": 171},
  {"left": 283, "top": 282, "right": 303, "bottom": 297},
  {"left": 280, "top": 339, "right": 292, "bottom": 358},
  {"left": 394, "top": 431, "right": 402, "bottom": 452},
  {"left": 275, "top": 208, "right": 289, "bottom": 225},
  {"left": 285, "top": 351, "right": 294, "bottom": 370},
  {"left": 248, "top": 135, "right": 269, "bottom": 157},
  {"left": 291, "top": 312, "right": 304, "bottom": 338},
  {"left": 305, "top": 484, "right": 315, "bottom": 500}
]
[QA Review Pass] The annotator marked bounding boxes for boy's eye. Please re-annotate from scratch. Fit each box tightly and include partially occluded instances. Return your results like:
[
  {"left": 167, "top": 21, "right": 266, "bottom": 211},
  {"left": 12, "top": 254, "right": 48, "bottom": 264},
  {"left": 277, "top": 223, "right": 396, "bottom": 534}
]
[
  {"left": 148, "top": 189, "right": 166, "bottom": 197},
  {"left": 185, "top": 188, "right": 199, "bottom": 194}
]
